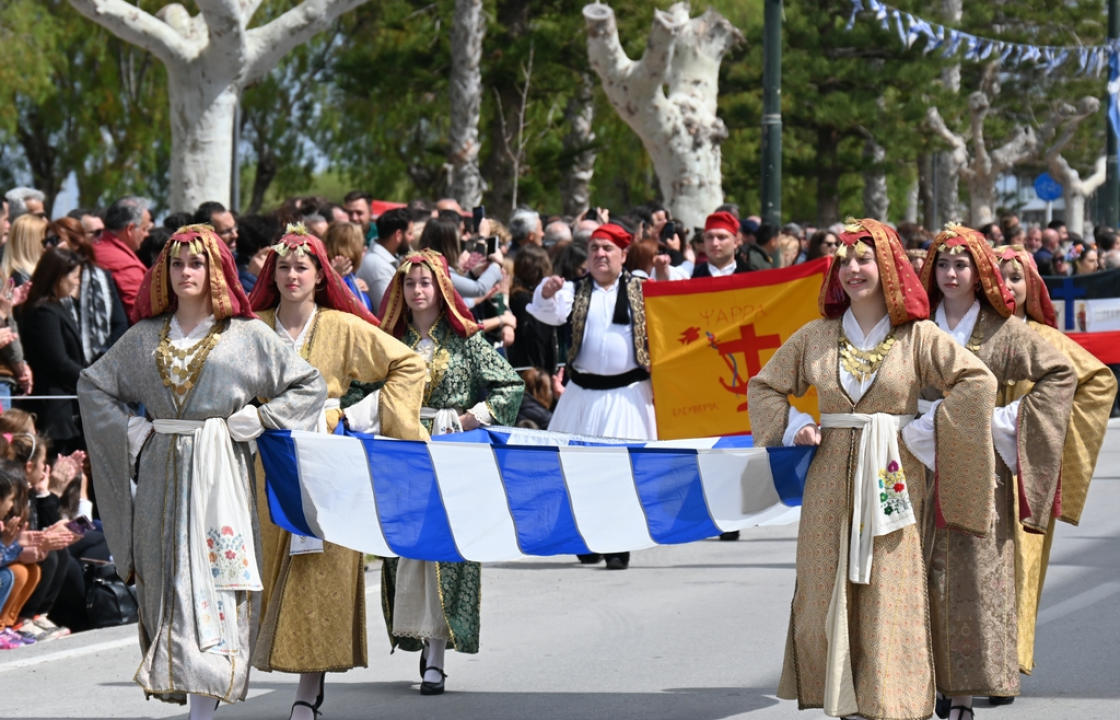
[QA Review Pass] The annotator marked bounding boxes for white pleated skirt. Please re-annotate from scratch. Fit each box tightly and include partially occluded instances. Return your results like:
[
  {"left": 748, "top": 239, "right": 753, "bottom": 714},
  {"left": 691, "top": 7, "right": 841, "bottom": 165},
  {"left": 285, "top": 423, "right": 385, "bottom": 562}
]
[{"left": 547, "top": 379, "right": 657, "bottom": 441}]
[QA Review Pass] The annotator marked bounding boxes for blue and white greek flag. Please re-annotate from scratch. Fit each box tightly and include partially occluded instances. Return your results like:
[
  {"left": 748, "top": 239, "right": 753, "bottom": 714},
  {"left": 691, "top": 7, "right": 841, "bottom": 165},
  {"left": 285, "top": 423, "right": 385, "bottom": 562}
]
[{"left": 257, "top": 427, "right": 812, "bottom": 562}]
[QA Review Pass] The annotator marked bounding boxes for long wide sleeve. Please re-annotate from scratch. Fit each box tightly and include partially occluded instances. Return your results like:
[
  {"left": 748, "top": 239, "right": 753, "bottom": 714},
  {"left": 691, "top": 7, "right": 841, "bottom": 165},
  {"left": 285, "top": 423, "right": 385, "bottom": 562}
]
[
  {"left": 910, "top": 321, "right": 998, "bottom": 536},
  {"left": 249, "top": 324, "right": 327, "bottom": 433},
  {"left": 746, "top": 322, "right": 814, "bottom": 446},
  {"left": 1031, "top": 322, "right": 1115, "bottom": 525},
  {"left": 993, "top": 320, "right": 1076, "bottom": 534},
  {"left": 466, "top": 332, "right": 525, "bottom": 427},
  {"left": 76, "top": 326, "right": 146, "bottom": 580},
  {"left": 349, "top": 321, "right": 427, "bottom": 441}
]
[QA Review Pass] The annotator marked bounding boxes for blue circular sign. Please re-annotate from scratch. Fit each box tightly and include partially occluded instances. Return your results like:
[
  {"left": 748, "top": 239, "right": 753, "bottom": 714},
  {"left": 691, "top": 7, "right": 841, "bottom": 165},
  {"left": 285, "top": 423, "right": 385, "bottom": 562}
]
[{"left": 1034, "top": 172, "right": 1063, "bottom": 202}]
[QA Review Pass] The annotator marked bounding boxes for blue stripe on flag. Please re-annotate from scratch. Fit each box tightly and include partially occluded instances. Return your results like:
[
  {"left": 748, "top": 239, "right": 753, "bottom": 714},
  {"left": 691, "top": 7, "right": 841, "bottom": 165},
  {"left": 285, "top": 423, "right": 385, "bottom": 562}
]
[
  {"left": 359, "top": 436, "right": 465, "bottom": 562},
  {"left": 766, "top": 446, "right": 812, "bottom": 506},
  {"left": 256, "top": 431, "right": 316, "bottom": 537},
  {"left": 629, "top": 448, "right": 721, "bottom": 544},
  {"left": 713, "top": 435, "right": 754, "bottom": 448},
  {"left": 494, "top": 446, "right": 591, "bottom": 556}
]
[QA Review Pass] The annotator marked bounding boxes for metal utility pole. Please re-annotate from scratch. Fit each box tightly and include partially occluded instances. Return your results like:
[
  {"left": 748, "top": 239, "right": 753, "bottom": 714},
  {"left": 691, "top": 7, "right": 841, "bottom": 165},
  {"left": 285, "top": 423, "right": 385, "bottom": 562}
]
[
  {"left": 760, "top": 0, "right": 782, "bottom": 227},
  {"left": 1105, "top": 0, "right": 1120, "bottom": 226}
]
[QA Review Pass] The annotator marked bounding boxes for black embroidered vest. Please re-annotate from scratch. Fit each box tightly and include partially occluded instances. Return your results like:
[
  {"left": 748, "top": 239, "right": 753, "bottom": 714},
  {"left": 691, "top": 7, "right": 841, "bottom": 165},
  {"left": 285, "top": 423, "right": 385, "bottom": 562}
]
[{"left": 567, "top": 271, "right": 650, "bottom": 371}]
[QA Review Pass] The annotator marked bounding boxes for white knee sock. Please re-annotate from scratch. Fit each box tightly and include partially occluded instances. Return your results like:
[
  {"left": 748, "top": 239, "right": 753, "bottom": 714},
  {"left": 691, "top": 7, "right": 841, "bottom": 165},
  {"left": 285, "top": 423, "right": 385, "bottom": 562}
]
[
  {"left": 948, "top": 695, "right": 972, "bottom": 720},
  {"left": 288, "top": 671, "right": 325, "bottom": 720},
  {"left": 188, "top": 694, "right": 217, "bottom": 720},
  {"left": 423, "top": 639, "right": 447, "bottom": 683}
]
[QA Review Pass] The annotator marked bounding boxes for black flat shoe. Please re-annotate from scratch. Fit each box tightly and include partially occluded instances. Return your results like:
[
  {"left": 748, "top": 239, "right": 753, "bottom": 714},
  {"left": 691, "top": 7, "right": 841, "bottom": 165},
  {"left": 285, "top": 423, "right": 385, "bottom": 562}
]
[
  {"left": 718, "top": 531, "right": 740, "bottom": 541},
  {"left": 578, "top": 553, "right": 603, "bottom": 564},
  {"left": 420, "top": 666, "right": 446, "bottom": 695},
  {"left": 605, "top": 555, "right": 629, "bottom": 570},
  {"left": 949, "top": 705, "right": 974, "bottom": 720},
  {"left": 289, "top": 673, "right": 325, "bottom": 719},
  {"left": 988, "top": 695, "right": 1014, "bottom": 706},
  {"left": 935, "top": 694, "right": 950, "bottom": 719},
  {"left": 290, "top": 700, "right": 320, "bottom": 719}
]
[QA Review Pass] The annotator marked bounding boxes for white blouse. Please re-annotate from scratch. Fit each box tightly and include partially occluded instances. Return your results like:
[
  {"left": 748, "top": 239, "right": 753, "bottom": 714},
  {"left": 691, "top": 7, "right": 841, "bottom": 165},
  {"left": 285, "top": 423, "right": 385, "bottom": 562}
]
[{"left": 527, "top": 277, "right": 638, "bottom": 376}]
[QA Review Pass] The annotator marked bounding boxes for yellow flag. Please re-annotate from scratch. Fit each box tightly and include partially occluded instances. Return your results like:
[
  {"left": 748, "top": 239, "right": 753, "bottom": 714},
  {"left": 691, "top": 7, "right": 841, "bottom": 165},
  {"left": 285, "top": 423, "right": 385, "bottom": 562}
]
[{"left": 644, "top": 259, "right": 828, "bottom": 439}]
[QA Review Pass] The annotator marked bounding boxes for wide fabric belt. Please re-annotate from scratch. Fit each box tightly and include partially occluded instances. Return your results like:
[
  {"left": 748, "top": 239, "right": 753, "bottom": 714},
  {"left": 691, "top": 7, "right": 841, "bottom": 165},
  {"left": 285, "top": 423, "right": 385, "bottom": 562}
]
[
  {"left": 152, "top": 416, "right": 261, "bottom": 655},
  {"left": 568, "top": 367, "right": 650, "bottom": 391},
  {"left": 819, "top": 412, "right": 916, "bottom": 584}
]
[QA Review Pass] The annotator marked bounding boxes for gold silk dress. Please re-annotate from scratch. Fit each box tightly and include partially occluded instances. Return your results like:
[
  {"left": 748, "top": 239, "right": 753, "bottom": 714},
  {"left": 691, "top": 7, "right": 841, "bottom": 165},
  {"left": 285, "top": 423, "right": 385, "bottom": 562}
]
[
  {"left": 1009, "top": 320, "right": 1116, "bottom": 673},
  {"left": 252, "top": 307, "right": 426, "bottom": 673}
]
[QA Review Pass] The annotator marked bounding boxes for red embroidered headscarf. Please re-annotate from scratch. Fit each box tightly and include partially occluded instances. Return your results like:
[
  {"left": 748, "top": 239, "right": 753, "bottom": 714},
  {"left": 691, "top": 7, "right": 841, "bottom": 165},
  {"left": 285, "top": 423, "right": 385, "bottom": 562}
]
[
  {"left": 131, "top": 224, "right": 256, "bottom": 323},
  {"left": 921, "top": 224, "right": 1015, "bottom": 318},
  {"left": 248, "top": 223, "right": 380, "bottom": 326},
  {"left": 378, "top": 248, "right": 480, "bottom": 339},
  {"left": 994, "top": 244, "right": 1057, "bottom": 327},
  {"left": 818, "top": 218, "right": 929, "bottom": 325}
]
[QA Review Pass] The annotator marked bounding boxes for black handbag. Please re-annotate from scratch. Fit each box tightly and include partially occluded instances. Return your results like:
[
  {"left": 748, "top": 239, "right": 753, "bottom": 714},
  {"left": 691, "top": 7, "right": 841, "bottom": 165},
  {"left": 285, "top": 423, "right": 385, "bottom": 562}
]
[{"left": 83, "top": 561, "right": 139, "bottom": 628}]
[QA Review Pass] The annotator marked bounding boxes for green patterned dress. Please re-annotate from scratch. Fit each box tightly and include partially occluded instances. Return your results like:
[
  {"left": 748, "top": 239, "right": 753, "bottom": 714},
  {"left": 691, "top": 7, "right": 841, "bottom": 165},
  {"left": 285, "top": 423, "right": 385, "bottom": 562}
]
[{"left": 381, "top": 316, "right": 523, "bottom": 654}]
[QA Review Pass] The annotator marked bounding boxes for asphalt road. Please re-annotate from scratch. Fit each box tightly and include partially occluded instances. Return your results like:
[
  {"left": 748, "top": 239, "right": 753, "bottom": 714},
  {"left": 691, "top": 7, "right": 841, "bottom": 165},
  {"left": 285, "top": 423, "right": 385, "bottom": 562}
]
[{"left": 5, "top": 421, "right": 1119, "bottom": 720}]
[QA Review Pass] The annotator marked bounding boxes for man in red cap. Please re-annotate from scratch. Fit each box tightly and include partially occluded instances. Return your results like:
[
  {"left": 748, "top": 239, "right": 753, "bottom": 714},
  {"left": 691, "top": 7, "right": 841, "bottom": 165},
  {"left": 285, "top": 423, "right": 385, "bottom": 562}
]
[
  {"left": 527, "top": 220, "right": 656, "bottom": 571},
  {"left": 692, "top": 210, "right": 750, "bottom": 278}
]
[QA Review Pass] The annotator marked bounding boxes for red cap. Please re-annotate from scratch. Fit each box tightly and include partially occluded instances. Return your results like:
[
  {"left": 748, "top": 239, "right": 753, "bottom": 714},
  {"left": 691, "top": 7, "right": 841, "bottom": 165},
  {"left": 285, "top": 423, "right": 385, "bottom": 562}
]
[
  {"left": 704, "top": 211, "right": 739, "bottom": 236},
  {"left": 591, "top": 222, "right": 632, "bottom": 251}
]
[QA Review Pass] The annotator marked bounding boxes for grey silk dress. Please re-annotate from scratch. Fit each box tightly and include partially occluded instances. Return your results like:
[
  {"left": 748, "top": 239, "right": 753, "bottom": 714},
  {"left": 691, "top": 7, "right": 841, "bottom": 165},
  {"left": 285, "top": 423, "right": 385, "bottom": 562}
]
[{"left": 77, "top": 315, "right": 324, "bottom": 704}]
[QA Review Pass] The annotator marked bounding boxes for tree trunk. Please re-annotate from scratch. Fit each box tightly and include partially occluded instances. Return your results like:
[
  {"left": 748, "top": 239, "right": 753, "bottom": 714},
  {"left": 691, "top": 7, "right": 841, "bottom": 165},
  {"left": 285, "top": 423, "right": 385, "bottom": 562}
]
[
  {"left": 932, "top": 0, "right": 962, "bottom": 227},
  {"left": 449, "top": 0, "right": 485, "bottom": 209},
  {"left": 904, "top": 177, "right": 919, "bottom": 224},
  {"left": 562, "top": 73, "right": 597, "bottom": 218},
  {"left": 918, "top": 153, "right": 935, "bottom": 228},
  {"left": 483, "top": 0, "right": 531, "bottom": 220},
  {"left": 583, "top": 2, "right": 742, "bottom": 229},
  {"left": 168, "top": 76, "right": 238, "bottom": 213},
  {"left": 247, "top": 146, "right": 277, "bottom": 215},
  {"left": 862, "top": 134, "right": 889, "bottom": 220},
  {"left": 1051, "top": 154, "right": 1106, "bottom": 237},
  {"left": 69, "top": 0, "right": 369, "bottom": 213},
  {"left": 967, "top": 173, "right": 997, "bottom": 227},
  {"left": 816, "top": 127, "right": 839, "bottom": 225}
]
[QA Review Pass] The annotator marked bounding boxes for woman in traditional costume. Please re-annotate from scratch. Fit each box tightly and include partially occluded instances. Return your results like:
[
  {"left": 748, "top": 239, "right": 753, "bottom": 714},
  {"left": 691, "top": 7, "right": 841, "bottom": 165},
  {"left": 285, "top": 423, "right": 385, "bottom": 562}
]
[
  {"left": 747, "top": 218, "right": 998, "bottom": 720},
  {"left": 76, "top": 225, "right": 326, "bottom": 719},
  {"left": 993, "top": 245, "right": 1116, "bottom": 688},
  {"left": 912, "top": 225, "right": 1075, "bottom": 720},
  {"left": 377, "top": 249, "right": 523, "bottom": 695},
  {"left": 247, "top": 225, "right": 427, "bottom": 720}
]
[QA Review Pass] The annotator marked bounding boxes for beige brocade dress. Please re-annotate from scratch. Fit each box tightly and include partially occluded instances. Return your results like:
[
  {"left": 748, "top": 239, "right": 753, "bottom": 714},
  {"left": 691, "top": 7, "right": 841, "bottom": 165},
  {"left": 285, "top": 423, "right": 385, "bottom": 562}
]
[
  {"left": 748, "top": 315, "right": 996, "bottom": 720},
  {"left": 252, "top": 307, "right": 426, "bottom": 673},
  {"left": 924, "top": 304, "right": 1075, "bottom": 697}
]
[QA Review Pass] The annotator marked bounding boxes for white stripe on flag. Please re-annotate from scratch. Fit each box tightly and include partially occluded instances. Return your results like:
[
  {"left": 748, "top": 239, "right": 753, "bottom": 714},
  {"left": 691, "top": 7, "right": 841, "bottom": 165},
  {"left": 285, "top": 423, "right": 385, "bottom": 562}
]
[
  {"left": 427, "top": 442, "right": 520, "bottom": 561},
  {"left": 559, "top": 446, "right": 655, "bottom": 553},
  {"left": 643, "top": 437, "right": 721, "bottom": 449},
  {"left": 697, "top": 449, "right": 791, "bottom": 529},
  {"left": 293, "top": 432, "right": 394, "bottom": 556}
]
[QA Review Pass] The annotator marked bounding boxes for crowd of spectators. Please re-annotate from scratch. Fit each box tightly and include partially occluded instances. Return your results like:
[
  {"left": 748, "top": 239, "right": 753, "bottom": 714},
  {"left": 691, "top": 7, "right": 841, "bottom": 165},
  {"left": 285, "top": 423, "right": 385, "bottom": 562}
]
[{"left": 0, "top": 178, "right": 1117, "bottom": 646}]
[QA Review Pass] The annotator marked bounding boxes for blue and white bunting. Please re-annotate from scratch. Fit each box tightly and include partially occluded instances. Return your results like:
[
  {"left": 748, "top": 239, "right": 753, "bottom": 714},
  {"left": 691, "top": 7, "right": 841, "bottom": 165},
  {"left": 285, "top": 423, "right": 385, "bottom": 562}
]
[
  {"left": 844, "top": 0, "right": 1120, "bottom": 148},
  {"left": 256, "top": 427, "right": 812, "bottom": 563}
]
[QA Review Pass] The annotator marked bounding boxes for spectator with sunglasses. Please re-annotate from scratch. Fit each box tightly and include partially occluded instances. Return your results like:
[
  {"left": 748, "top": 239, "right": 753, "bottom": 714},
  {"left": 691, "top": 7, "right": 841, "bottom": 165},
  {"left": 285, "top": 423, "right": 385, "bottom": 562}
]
[
  {"left": 806, "top": 229, "right": 839, "bottom": 261},
  {"left": 17, "top": 248, "right": 90, "bottom": 454}
]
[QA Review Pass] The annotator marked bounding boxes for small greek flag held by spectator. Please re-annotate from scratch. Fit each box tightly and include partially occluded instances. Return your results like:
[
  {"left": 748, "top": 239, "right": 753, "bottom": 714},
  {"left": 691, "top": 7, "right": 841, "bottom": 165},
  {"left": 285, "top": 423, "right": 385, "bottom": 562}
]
[{"left": 257, "top": 427, "right": 811, "bottom": 562}]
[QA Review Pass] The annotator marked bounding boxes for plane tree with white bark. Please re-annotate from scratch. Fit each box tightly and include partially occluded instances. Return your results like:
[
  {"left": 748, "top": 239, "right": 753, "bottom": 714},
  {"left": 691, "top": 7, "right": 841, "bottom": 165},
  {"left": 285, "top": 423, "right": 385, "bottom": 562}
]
[
  {"left": 68, "top": 0, "right": 368, "bottom": 213},
  {"left": 582, "top": 1, "right": 742, "bottom": 229}
]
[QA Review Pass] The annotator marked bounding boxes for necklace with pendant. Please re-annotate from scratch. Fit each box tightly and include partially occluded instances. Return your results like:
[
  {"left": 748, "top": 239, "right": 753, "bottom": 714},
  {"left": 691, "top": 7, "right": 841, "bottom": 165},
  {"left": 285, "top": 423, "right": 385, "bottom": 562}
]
[{"left": 838, "top": 328, "right": 896, "bottom": 383}]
